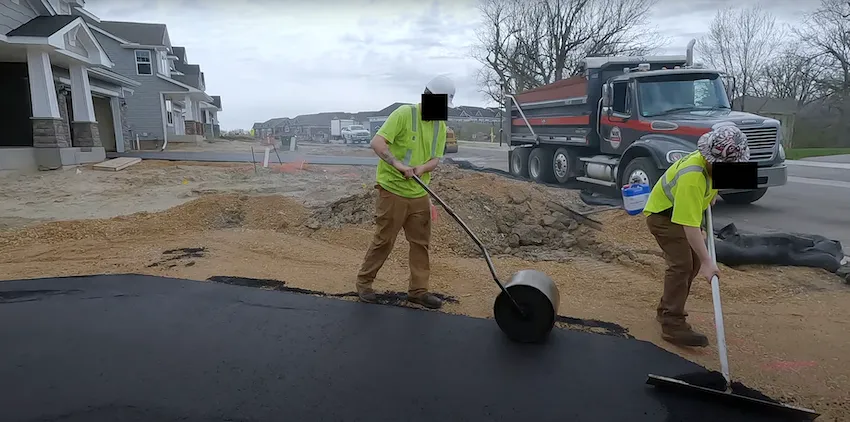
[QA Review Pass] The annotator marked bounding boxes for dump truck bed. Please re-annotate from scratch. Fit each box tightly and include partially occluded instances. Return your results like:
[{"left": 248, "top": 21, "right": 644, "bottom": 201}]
[{"left": 507, "top": 76, "right": 597, "bottom": 147}]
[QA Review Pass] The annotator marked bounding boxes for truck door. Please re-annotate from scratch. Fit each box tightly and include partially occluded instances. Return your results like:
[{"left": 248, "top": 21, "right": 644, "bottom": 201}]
[{"left": 600, "top": 80, "right": 640, "bottom": 155}]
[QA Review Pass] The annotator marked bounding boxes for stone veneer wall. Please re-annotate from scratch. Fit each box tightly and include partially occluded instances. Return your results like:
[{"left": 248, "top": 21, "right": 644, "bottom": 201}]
[{"left": 121, "top": 99, "right": 133, "bottom": 151}]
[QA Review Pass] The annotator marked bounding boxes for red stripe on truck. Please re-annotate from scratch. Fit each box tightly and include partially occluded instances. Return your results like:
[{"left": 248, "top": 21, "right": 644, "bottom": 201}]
[
  {"left": 513, "top": 115, "right": 712, "bottom": 137},
  {"left": 511, "top": 116, "right": 590, "bottom": 126},
  {"left": 600, "top": 116, "right": 710, "bottom": 137}
]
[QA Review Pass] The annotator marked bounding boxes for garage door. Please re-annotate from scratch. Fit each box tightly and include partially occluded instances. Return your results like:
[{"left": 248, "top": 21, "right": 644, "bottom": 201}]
[{"left": 93, "top": 96, "right": 116, "bottom": 152}]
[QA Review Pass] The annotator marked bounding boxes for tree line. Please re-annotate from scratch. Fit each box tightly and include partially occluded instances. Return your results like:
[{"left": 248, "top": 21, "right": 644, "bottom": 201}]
[{"left": 473, "top": 0, "right": 850, "bottom": 147}]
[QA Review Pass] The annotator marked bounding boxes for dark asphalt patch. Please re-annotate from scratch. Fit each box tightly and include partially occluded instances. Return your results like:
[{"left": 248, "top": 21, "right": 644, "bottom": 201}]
[
  {"left": 0, "top": 274, "right": 790, "bottom": 422},
  {"left": 147, "top": 247, "right": 206, "bottom": 268},
  {"left": 206, "top": 275, "right": 459, "bottom": 306},
  {"left": 0, "top": 288, "right": 82, "bottom": 303},
  {"left": 208, "top": 276, "right": 630, "bottom": 337}
]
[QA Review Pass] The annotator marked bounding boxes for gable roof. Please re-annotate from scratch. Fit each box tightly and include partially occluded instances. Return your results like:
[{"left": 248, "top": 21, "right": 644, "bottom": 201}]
[
  {"left": 211, "top": 96, "right": 221, "bottom": 109},
  {"left": 94, "top": 20, "right": 168, "bottom": 46},
  {"left": 6, "top": 15, "right": 78, "bottom": 37}
]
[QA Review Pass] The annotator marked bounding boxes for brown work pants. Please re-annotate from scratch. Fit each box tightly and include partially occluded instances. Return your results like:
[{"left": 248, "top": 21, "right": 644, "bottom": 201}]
[
  {"left": 357, "top": 186, "right": 432, "bottom": 298},
  {"left": 646, "top": 213, "right": 701, "bottom": 327}
]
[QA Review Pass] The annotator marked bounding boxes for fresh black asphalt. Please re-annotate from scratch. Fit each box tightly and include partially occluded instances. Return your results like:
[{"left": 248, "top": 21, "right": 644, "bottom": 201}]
[{"left": 0, "top": 274, "right": 787, "bottom": 422}]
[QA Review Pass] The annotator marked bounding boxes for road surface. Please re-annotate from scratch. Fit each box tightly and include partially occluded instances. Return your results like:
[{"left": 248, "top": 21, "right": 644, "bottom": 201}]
[{"left": 451, "top": 141, "right": 850, "bottom": 255}]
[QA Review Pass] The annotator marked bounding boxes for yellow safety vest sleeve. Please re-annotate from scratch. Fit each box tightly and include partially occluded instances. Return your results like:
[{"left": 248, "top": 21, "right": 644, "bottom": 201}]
[{"left": 643, "top": 151, "right": 717, "bottom": 227}]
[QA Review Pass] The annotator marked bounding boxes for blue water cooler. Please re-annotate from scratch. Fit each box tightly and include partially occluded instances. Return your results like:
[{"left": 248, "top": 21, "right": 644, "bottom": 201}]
[{"left": 621, "top": 183, "right": 651, "bottom": 215}]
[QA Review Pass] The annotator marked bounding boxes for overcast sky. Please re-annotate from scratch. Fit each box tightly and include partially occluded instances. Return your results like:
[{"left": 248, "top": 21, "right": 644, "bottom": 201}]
[{"left": 85, "top": 0, "right": 818, "bottom": 130}]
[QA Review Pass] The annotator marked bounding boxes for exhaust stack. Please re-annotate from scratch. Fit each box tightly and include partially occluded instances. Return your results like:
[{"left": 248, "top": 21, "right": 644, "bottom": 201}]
[{"left": 686, "top": 39, "right": 696, "bottom": 67}]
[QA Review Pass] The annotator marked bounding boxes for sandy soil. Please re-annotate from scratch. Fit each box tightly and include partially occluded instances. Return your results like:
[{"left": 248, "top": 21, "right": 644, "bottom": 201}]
[
  {"left": 165, "top": 138, "right": 376, "bottom": 157},
  {"left": 0, "top": 160, "right": 848, "bottom": 420}
]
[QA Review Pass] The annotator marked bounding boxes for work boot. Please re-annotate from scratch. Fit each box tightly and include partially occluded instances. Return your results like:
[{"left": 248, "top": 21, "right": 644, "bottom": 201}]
[
  {"left": 661, "top": 324, "right": 709, "bottom": 347},
  {"left": 357, "top": 289, "right": 377, "bottom": 304},
  {"left": 656, "top": 314, "right": 692, "bottom": 330},
  {"left": 408, "top": 293, "right": 443, "bottom": 309}
]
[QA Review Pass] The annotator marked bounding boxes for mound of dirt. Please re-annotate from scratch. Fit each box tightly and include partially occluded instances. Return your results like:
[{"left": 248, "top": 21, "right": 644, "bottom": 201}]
[
  {"left": 300, "top": 166, "right": 609, "bottom": 262},
  {"left": 0, "top": 194, "right": 309, "bottom": 248}
]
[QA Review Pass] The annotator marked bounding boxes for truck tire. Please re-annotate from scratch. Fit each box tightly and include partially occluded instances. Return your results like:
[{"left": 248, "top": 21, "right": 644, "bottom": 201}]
[
  {"left": 552, "top": 147, "right": 576, "bottom": 184},
  {"left": 720, "top": 188, "right": 768, "bottom": 205},
  {"left": 621, "top": 157, "right": 661, "bottom": 188},
  {"left": 528, "top": 147, "right": 555, "bottom": 183},
  {"left": 509, "top": 147, "right": 531, "bottom": 178}
]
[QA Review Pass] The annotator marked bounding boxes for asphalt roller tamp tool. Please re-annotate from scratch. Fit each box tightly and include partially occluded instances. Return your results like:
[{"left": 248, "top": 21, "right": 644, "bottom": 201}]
[{"left": 412, "top": 175, "right": 560, "bottom": 343}]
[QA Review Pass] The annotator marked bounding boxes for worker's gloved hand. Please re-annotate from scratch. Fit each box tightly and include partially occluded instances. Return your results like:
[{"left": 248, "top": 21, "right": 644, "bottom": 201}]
[
  {"left": 699, "top": 261, "right": 721, "bottom": 283},
  {"left": 394, "top": 162, "right": 415, "bottom": 179}
]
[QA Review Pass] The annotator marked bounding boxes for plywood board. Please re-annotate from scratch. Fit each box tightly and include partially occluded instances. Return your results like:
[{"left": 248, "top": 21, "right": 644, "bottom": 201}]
[{"left": 93, "top": 157, "right": 142, "bottom": 171}]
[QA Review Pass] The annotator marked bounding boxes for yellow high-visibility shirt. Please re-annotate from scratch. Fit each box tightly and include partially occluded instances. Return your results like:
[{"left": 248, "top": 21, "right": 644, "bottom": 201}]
[
  {"left": 643, "top": 151, "right": 718, "bottom": 227},
  {"left": 375, "top": 104, "right": 447, "bottom": 198}
]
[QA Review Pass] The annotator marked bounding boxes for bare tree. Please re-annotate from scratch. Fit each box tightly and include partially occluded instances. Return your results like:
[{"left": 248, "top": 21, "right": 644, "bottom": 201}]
[
  {"left": 695, "top": 5, "right": 782, "bottom": 111},
  {"left": 795, "top": 0, "right": 850, "bottom": 147},
  {"left": 472, "top": 0, "right": 664, "bottom": 102},
  {"left": 754, "top": 41, "right": 829, "bottom": 107}
]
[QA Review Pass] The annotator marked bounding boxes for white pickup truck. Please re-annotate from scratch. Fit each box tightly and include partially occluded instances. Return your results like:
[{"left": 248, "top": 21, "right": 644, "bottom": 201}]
[{"left": 341, "top": 125, "right": 371, "bottom": 144}]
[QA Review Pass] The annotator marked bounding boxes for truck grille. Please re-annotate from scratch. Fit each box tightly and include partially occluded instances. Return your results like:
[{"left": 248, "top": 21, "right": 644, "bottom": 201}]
[{"left": 739, "top": 126, "right": 777, "bottom": 162}]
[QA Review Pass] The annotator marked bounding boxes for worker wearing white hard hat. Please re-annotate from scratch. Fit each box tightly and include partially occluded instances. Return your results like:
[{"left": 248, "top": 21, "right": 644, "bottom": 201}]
[
  {"left": 424, "top": 74, "right": 455, "bottom": 108},
  {"left": 356, "top": 75, "right": 456, "bottom": 310}
]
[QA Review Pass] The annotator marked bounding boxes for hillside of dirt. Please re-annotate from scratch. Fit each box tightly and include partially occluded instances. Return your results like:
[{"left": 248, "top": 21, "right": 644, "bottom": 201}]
[{"left": 1, "top": 161, "right": 848, "bottom": 420}]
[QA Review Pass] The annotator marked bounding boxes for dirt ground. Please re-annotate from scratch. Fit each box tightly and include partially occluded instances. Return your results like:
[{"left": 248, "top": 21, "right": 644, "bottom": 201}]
[
  {"left": 165, "top": 138, "right": 376, "bottom": 157},
  {"left": 1, "top": 160, "right": 848, "bottom": 420}
]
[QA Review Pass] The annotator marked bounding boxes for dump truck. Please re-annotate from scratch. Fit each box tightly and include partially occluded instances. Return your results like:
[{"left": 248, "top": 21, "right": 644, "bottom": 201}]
[{"left": 502, "top": 40, "right": 788, "bottom": 205}]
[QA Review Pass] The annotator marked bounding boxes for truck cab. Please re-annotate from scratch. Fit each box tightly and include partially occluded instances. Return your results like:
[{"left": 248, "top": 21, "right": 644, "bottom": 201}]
[{"left": 503, "top": 40, "right": 788, "bottom": 205}]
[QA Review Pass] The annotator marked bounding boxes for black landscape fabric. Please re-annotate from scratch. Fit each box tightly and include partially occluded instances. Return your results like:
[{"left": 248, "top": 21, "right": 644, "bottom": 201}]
[{"left": 1, "top": 274, "right": 787, "bottom": 422}]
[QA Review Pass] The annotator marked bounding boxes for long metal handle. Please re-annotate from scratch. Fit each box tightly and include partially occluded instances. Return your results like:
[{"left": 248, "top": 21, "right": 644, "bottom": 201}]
[
  {"left": 705, "top": 206, "right": 731, "bottom": 388},
  {"left": 411, "top": 175, "right": 524, "bottom": 314}
]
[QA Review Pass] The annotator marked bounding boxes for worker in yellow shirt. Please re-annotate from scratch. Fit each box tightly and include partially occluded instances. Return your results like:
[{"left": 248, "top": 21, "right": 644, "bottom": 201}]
[
  {"left": 643, "top": 125, "right": 750, "bottom": 347},
  {"left": 356, "top": 75, "right": 455, "bottom": 309}
]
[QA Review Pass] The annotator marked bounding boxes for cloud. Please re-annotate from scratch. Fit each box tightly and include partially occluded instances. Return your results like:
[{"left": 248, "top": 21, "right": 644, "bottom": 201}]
[{"left": 85, "top": 0, "right": 808, "bottom": 130}]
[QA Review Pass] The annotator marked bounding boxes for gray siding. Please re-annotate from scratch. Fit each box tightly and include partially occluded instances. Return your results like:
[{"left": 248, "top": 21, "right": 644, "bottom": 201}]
[
  {"left": 93, "top": 31, "right": 190, "bottom": 142},
  {"left": 0, "top": 0, "right": 38, "bottom": 35}
]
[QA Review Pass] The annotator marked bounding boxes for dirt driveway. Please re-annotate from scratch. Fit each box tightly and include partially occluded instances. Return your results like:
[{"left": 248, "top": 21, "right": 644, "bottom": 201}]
[
  {"left": 0, "top": 160, "right": 847, "bottom": 420},
  {"left": 165, "top": 138, "right": 376, "bottom": 157}
]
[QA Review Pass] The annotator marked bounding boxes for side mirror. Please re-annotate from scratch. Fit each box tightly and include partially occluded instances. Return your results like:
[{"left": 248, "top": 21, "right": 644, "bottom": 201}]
[{"left": 601, "top": 84, "right": 611, "bottom": 107}]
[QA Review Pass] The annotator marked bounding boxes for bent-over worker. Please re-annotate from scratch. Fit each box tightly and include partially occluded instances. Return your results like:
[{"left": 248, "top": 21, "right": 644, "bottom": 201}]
[
  {"left": 355, "top": 75, "right": 455, "bottom": 309},
  {"left": 643, "top": 125, "right": 750, "bottom": 347}
]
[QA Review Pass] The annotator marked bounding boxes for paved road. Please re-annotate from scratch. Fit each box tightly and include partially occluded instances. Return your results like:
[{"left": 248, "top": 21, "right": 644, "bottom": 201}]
[{"left": 451, "top": 142, "right": 850, "bottom": 254}]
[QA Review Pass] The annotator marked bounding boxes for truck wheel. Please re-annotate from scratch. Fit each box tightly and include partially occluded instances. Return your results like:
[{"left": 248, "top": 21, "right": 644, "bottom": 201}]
[
  {"left": 720, "top": 188, "right": 768, "bottom": 205},
  {"left": 528, "top": 147, "right": 555, "bottom": 183},
  {"left": 509, "top": 147, "right": 531, "bottom": 178},
  {"left": 621, "top": 157, "right": 661, "bottom": 188},
  {"left": 552, "top": 147, "right": 575, "bottom": 184}
]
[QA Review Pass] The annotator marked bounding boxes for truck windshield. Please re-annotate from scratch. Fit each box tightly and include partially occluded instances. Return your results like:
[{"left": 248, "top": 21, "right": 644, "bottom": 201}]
[
  {"left": 349, "top": 125, "right": 364, "bottom": 130},
  {"left": 637, "top": 73, "right": 731, "bottom": 117}
]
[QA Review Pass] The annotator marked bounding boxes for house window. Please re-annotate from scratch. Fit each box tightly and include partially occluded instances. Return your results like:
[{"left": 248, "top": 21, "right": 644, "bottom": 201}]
[
  {"left": 166, "top": 100, "right": 174, "bottom": 126},
  {"left": 135, "top": 50, "right": 152, "bottom": 75},
  {"left": 157, "top": 51, "right": 171, "bottom": 77}
]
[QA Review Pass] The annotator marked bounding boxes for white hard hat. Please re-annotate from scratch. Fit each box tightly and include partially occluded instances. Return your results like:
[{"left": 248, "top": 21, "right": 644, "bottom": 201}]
[{"left": 425, "top": 75, "right": 455, "bottom": 108}]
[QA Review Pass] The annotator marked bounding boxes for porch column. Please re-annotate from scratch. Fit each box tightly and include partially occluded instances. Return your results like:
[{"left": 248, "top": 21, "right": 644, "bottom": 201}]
[
  {"left": 69, "top": 64, "right": 101, "bottom": 147},
  {"left": 183, "top": 96, "right": 200, "bottom": 135},
  {"left": 27, "top": 49, "right": 67, "bottom": 149}
]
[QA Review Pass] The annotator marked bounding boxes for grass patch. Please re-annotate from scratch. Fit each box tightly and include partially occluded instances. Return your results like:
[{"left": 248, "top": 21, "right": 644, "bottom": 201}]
[{"left": 785, "top": 148, "right": 850, "bottom": 160}]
